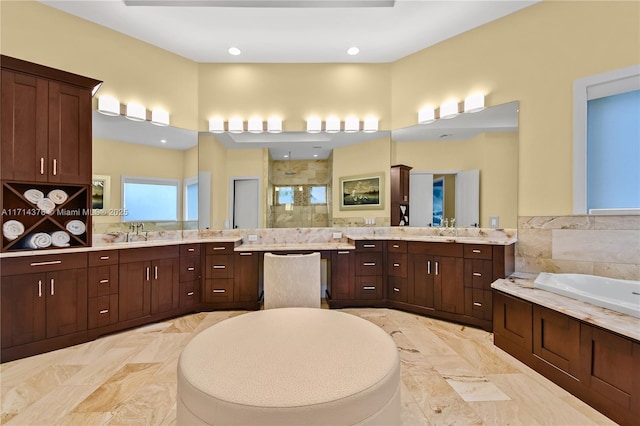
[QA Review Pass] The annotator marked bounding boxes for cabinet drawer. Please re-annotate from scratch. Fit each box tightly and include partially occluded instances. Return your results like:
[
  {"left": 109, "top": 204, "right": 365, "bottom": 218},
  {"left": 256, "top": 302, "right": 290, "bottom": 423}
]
[
  {"left": 180, "top": 256, "right": 201, "bottom": 282},
  {"left": 355, "top": 240, "right": 383, "bottom": 252},
  {"left": 119, "top": 245, "right": 179, "bottom": 263},
  {"left": 388, "top": 253, "right": 407, "bottom": 278},
  {"left": 355, "top": 252, "right": 383, "bottom": 276},
  {"left": 205, "top": 255, "right": 234, "bottom": 279},
  {"left": 204, "top": 279, "right": 234, "bottom": 303},
  {"left": 88, "top": 295, "right": 118, "bottom": 329},
  {"left": 464, "top": 288, "right": 492, "bottom": 321},
  {"left": 355, "top": 276, "right": 383, "bottom": 300},
  {"left": 408, "top": 241, "right": 463, "bottom": 257},
  {"left": 88, "top": 250, "right": 118, "bottom": 266},
  {"left": 180, "top": 280, "right": 198, "bottom": 308},
  {"left": 464, "top": 259, "right": 493, "bottom": 289},
  {"left": 180, "top": 244, "right": 201, "bottom": 257},
  {"left": 1, "top": 252, "right": 87, "bottom": 276},
  {"left": 388, "top": 276, "right": 407, "bottom": 303},
  {"left": 205, "top": 242, "right": 236, "bottom": 255},
  {"left": 88, "top": 265, "right": 118, "bottom": 297},
  {"left": 463, "top": 244, "right": 493, "bottom": 260},
  {"left": 387, "top": 240, "right": 407, "bottom": 253}
]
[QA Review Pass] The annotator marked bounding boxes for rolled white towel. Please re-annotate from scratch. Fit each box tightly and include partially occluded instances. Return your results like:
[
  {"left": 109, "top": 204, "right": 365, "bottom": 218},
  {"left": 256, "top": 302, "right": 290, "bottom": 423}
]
[
  {"left": 47, "top": 189, "right": 68, "bottom": 205},
  {"left": 2, "top": 220, "right": 25, "bottom": 241},
  {"left": 50, "top": 230, "right": 71, "bottom": 247},
  {"left": 27, "top": 232, "right": 52, "bottom": 249},
  {"left": 24, "top": 189, "right": 44, "bottom": 204},
  {"left": 66, "top": 220, "right": 86, "bottom": 236},
  {"left": 37, "top": 197, "right": 56, "bottom": 215}
]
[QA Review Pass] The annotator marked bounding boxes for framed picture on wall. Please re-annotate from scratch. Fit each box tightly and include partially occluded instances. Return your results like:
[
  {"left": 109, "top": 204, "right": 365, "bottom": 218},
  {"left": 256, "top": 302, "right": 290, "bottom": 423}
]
[
  {"left": 91, "top": 175, "right": 111, "bottom": 215},
  {"left": 339, "top": 172, "right": 384, "bottom": 210}
]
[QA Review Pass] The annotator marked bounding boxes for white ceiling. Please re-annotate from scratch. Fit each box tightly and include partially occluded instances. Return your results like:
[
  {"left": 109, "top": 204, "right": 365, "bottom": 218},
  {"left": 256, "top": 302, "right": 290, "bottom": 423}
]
[{"left": 40, "top": 0, "right": 539, "bottom": 63}]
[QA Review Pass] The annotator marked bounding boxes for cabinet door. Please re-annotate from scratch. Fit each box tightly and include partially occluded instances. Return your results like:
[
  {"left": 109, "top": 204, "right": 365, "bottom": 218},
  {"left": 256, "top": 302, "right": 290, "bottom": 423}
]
[
  {"left": 150, "top": 257, "right": 180, "bottom": 315},
  {"left": 234, "top": 252, "right": 259, "bottom": 302},
  {"left": 45, "top": 268, "right": 87, "bottom": 338},
  {"left": 47, "top": 81, "right": 91, "bottom": 184},
  {"left": 493, "top": 291, "right": 533, "bottom": 352},
  {"left": 434, "top": 256, "right": 464, "bottom": 314},
  {"left": 1, "top": 70, "right": 48, "bottom": 182},
  {"left": 118, "top": 261, "right": 151, "bottom": 321},
  {"left": 408, "top": 254, "right": 434, "bottom": 308},
  {"left": 0, "top": 273, "right": 47, "bottom": 348},
  {"left": 330, "top": 250, "right": 354, "bottom": 300}
]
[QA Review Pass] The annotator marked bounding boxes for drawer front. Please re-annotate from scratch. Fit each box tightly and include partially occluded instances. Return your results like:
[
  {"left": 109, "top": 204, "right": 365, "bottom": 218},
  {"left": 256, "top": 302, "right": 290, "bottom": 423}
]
[
  {"left": 388, "top": 253, "right": 407, "bottom": 278},
  {"left": 180, "top": 280, "right": 199, "bottom": 308},
  {"left": 119, "top": 245, "right": 179, "bottom": 263},
  {"left": 204, "top": 279, "right": 234, "bottom": 303},
  {"left": 355, "top": 240, "right": 383, "bottom": 252},
  {"left": 465, "top": 288, "right": 492, "bottom": 321},
  {"left": 1, "top": 252, "right": 87, "bottom": 276},
  {"left": 388, "top": 276, "right": 407, "bottom": 303},
  {"left": 464, "top": 259, "right": 493, "bottom": 289},
  {"left": 463, "top": 244, "right": 493, "bottom": 260},
  {"left": 180, "top": 244, "right": 201, "bottom": 257},
  {"left": 205, "top": 242, "right": 236, "bottom": 255},
  {"left": 88, "top": 294, "right": 119, "bottom": 329},
  {"left": 355, "top": 252, "right": 383, "bottom": 276},
  {"left": 88, "top": 265, "right": 119, "bottom": 297},
  {"left": 180, "top": 255, "right": 201, "bottom": 282},
  {"left": 88, "top": 250, "right": 119, "bottom": 267},
  {"left": 408, "top": 241, "right": 463, "bottom": 257},
  {"left": 205, "top": 255, "right": 234, "bottom": 279},
  {"left": 387, "top": 240, "right": 407, "bottom": 253},
  {"left": 355, "top": 276, "right": 383, "bottom": 300}
]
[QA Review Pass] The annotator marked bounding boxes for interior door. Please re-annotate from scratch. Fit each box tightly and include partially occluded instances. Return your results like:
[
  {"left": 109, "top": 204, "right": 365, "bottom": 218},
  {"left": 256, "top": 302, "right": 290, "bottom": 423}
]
[
  {"left": 232, "top": 178, "right": 259, "bottom": 229},
  {"left": 409, "top": 173, "right": 434, "bottom": 227},
  {"left": 455, "top": 169, "right": 480, "bottom": 227}
]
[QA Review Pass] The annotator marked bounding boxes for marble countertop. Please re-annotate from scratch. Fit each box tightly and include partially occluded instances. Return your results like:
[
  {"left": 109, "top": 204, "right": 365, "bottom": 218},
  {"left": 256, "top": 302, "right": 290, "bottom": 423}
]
[
  {"left": 235, "top": 242, "right": 355, "bottom": 252},
  {"left": 347, "top": 234, "right": 517, "bottom": 245},
  {"left": 492, "top": 272, "right": 640, "bottom": 342}
]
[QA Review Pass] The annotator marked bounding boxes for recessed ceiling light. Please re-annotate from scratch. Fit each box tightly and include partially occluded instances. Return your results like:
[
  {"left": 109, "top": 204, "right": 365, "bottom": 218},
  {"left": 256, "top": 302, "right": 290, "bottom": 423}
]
[
  {"left": 160, "top": 139, "right": 167, "bottom": 143},
  {"left": 313, "top": 154, "right": 318, "bottom": 158},
  {"left": 347, "top": 47, "right": 360, "bottom": 56},
  {"left": 284, "top": 154, "right": 289, "bottom": 158},
  {"left": 228, "top": 47, "right": 241, "bottom": 56}
]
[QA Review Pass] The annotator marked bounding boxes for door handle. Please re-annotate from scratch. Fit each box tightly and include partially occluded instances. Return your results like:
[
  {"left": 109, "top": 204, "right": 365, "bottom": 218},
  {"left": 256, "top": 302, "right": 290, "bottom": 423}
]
[
  {"left": 146, "top": 267, "right": 150, "bottom": 281},
  {"left": 38, "top": 280, "right": 42, "bottom": 297},
  {"left": 52, "top": 159, "right": 57, "bottom": 176},
  {"left": 435, "top": 261, "right": 439, "bottom": 276},
  {"left": 427, "top": 260, "right": 431, "bottom": 275},
  {"left": 50, "top": 278, "right": 55, "bottom": 296},
  {"left": 154, "top": 266, "right": 158, "bottom": 280},
  {"left": 40, "top": 158, "right": 44, "bottom": 175}
]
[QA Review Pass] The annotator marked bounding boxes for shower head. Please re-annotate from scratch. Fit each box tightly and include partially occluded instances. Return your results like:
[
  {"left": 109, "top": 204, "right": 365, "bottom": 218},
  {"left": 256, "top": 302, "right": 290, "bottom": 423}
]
[{"left": 284, "top": 151, "right": 296, "bottom": 175}]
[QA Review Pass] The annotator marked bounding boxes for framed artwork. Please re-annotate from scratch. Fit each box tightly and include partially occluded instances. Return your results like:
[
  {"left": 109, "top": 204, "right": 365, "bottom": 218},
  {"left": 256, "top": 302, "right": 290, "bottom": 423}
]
[
  {"left": 91, "top": 175, "right": 111, "bottom": 215},
  {"left": 339, "top": 172, "right": 384, "bottom": 210}
]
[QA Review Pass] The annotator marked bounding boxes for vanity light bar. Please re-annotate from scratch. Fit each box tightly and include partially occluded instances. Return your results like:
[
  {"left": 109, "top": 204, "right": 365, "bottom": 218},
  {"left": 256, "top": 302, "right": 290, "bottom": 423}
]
[
  {"left": 418, "top": 93, "right": 485, "bottom": 125},
  {"left": 305, "top": 116, "right": 380, "bottom": 133},
  {"left": 208, "top": 117, "right": 284, "bottom": 134},
  {"left": 97, "top": 95, "right": 171, "bottom": 126}
]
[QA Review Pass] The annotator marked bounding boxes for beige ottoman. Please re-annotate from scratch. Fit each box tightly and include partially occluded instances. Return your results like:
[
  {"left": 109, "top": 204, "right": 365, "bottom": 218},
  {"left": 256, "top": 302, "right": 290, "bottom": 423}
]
[{"left": 177, "top": 308, "right": 401, "bottom": 425}]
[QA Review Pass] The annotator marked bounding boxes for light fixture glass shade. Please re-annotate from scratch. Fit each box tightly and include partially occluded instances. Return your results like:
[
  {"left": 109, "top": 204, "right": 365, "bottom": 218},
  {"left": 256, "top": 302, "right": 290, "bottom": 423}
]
[
  {"left": 439, "top": 100, "right": 459, "bottom": 119},
  {"left": 248, "top": 117, "right": 263, "bottom": 133},
  {"left": 97, "top": 95, "right": 120, "bottom": 116},
  {"left": 126, "top": 103, "right": 146, "bottom": 121},
  {"left": 464, "top": 93, "right": 485, "bottom": 113},
  {"left": 151, "top": 108, "right": 170, "bottom": 126},
  {"left": 325, "top": 116, "right": 340, "bottom": 133},
  {"left": 209, "top": 118, "right": 225, "bottom": 133},
  {"left": 418, "top": 107, "right": 436, "bottom": 124},
  {"left": 228, "top": 117, "right": 244, "bottom": 133},
  {"left": 267, "top": 117, "right": 282, "bottom": 133},
  {"left": 307, "top": 116, "right": 322, "bottom": 133},
  {"left": 363, "top": 116, "right": 378, "bottom": 133},
  {"left": 344, "top": 116, "right": 359, "bottom": 133}
]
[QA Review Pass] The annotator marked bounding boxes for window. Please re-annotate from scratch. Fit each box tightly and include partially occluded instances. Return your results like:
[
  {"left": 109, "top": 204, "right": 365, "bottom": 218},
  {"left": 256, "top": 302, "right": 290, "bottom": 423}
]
[
  {"left": 276, "top": 186, "right": 294, "bottom": 205},
  {"left": 184, "top": 177, "right": 198, "bottom": 221},
  {"left": 310, "top": 186, "right": 326, "bottom": 204},
  {"left": 122, "top": 176, "right": 179, "bottom": 222}
]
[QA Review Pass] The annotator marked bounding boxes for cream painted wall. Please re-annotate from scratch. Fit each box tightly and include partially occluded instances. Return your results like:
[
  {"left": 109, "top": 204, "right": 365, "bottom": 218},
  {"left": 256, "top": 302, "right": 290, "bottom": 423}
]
[
  {"left": 92, "top": 139, "right": 188, "bottom": 223},
  {"left": 183, "top": 145, "right": 199, "bottom": 180},
  {"left": 0, "top": 1, "right": 199, "bottom": 130},
  {"left": 332, "top": 136, "right": 391, "bottom": 220},
  {"left": 391, "top": 1, "right": 640, "bottom": 217},
  {"left": 198, "top": 134, "right": 228, "bottom": 229}
]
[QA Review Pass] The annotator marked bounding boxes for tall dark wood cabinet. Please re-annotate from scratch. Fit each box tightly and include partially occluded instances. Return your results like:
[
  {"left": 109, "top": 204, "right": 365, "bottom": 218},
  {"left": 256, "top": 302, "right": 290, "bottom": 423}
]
[
  {"left": 390, "top": 164, "right": 412, "bottom": 226},
  {"left": 1, "top": 55, "right": 101, "bottom": 252}
]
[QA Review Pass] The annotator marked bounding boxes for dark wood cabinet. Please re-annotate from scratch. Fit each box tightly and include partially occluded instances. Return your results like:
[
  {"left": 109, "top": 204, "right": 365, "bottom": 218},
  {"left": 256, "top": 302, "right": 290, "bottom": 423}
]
[
  {"left": 433, "top": 255, "right": 465, "bottom": 314},
  {"left": 329, "top": 249, "right": 354, "bottom": 301},
  {"left": 234, "top": 252, "right": 259, "bottom": 303},
  {"left": 353, "top": 241, "right": 384, "bottom": 304},
  {"left": 390, "top": 164, "right": 412, "bottom": 226},
  {"left": 202, "top": 243, "right": 259, "bottom": 309},
  {"left": 179, "top": 243, "right": 201, "bottom": 310},
  {"left": 408, "top": 253, "right": 435, "bottom": 307}
]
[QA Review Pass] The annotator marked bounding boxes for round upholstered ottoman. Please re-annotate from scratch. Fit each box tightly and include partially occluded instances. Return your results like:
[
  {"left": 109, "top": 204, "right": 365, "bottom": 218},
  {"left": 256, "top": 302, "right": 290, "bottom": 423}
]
[{"left": 177, "top": 308, "right": 401, "bottom": 425}]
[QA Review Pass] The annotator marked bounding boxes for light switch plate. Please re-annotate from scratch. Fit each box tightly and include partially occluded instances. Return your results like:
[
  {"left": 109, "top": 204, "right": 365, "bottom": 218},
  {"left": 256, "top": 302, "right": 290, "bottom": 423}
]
[
  {"left": 247, "top": 234, "right": 258, "bottom": 241},
  {"left": 332, "top": 232, "right": 342, "bottom": 239},
  {"left": 489, "top": 216, "right": 499, "bottom": 228}
]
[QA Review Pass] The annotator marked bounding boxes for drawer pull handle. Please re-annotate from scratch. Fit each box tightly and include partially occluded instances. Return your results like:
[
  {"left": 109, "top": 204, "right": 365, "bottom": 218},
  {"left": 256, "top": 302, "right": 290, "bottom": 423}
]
[
  {"left": 435, "top": 261, "right": 439, "bottom": 276},
  {"left": 30, "top": 260, "right": 62, "bottom": 266},
  {"left": 213, "top": 265, "right": 226, "bottom": 269},
  {"left": 473, "top": 272, "right": 482, "bottom": 277},
  {"left": 213, "top": 247, "right": 226, "bottom": 250},
  {"left": 473, "top": 302, "right": 483, "bottom": 307},
  {"left": 99, "top": 309, "right": 109, "bottom": 314},
  {"left": 427, "top": 260, "right": 431, "bottom": 275},
  {"left": 38, "top": 280, "right": 42, "bottom": 297},
  {"left": 50, "top": 278, "right": 55, "bottom": 296},
  {"left": 472, "top": 249, "right": 481, "bottom": 253},
  {"left": 213, "top": 289, "right": 226, "bottom": 293},
  {"left": 100, "top": 256, "right": 110, "bottom": 260},
  {"left": 146, "top": 267, "right": 150, "bottom": 281},
  {"left": 392, "top": 244, "right": 400, "bottom": 248},
  {"left": 40, "top": 157, "right": 44, "bottom": 175},
  {"left": 187, "top": 291, "right": 194, "bottom": 296},
  {"left": 363, "top": 244, "right": 376, "bottom": 248},
  {"left": 393, "top": 263, "right": 400, "bottom": 267},
  {"left": 363, "top": 286, "right": 376, "bottom": 290},
  {"left": 363, "top": 262, "right": 376, "bottom": 266},
  {"left": 154, "top": 266, "right": 158, "bottom": 280},
  {"left": 52, "top": 159, "right": 57, "bottom": 175},
  {"left": 393, "top": 287, "right": 400, "bottom": 292},
  {"left": 187, "top": 248, "right": 195, "bottom": 252},
  {"left": 240, "top": 252, "right": 252, "bottom": 256},
  {"left": 188, "top": 267, "right": 195, "bottom": 271},
  {"left": 338, "top": 251, "right": 350, "bottom": 254},
  {"left": 99, "top": 279, "right": 109, "bottom": 284}
]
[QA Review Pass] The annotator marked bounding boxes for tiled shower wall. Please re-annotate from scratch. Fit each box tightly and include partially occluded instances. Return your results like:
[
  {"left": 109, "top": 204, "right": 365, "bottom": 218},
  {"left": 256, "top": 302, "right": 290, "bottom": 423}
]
[{"left": 516, "top": 215, "right": 640, "bottom": 280}]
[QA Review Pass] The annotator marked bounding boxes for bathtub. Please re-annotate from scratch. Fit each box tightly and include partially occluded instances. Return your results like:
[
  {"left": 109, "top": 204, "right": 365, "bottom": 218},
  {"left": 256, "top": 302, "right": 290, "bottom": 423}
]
[{"left": 533, "top": 272, "right": 640, "bottom": 319}]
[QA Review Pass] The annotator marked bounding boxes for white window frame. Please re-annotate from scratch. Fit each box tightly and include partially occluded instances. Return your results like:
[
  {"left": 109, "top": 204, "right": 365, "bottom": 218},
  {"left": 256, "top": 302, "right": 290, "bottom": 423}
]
[
  {"left": 183, "top": 176, "right": 198, "bottom": 222},
  {"left": 121, "top": 176, "right": 180, "bottom": 222},
  {"left": 573, "top": 64, "right": 640, "bottom": 214}
]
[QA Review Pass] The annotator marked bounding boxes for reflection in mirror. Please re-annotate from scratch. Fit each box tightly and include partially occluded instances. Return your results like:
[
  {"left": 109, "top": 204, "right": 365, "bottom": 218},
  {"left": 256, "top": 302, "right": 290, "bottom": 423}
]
[
  {"left": 91, "top": 112, "right": 198, "bottom": 234},
  {"left": 392, "top": 101, "right": 519, "bottom": 229}
]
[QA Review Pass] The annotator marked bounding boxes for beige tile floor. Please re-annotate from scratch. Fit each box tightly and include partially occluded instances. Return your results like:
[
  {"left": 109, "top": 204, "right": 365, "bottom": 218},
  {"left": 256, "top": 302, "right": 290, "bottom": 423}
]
[{"left": 1, "top": 307, "right": 617, "bottom": 425}]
